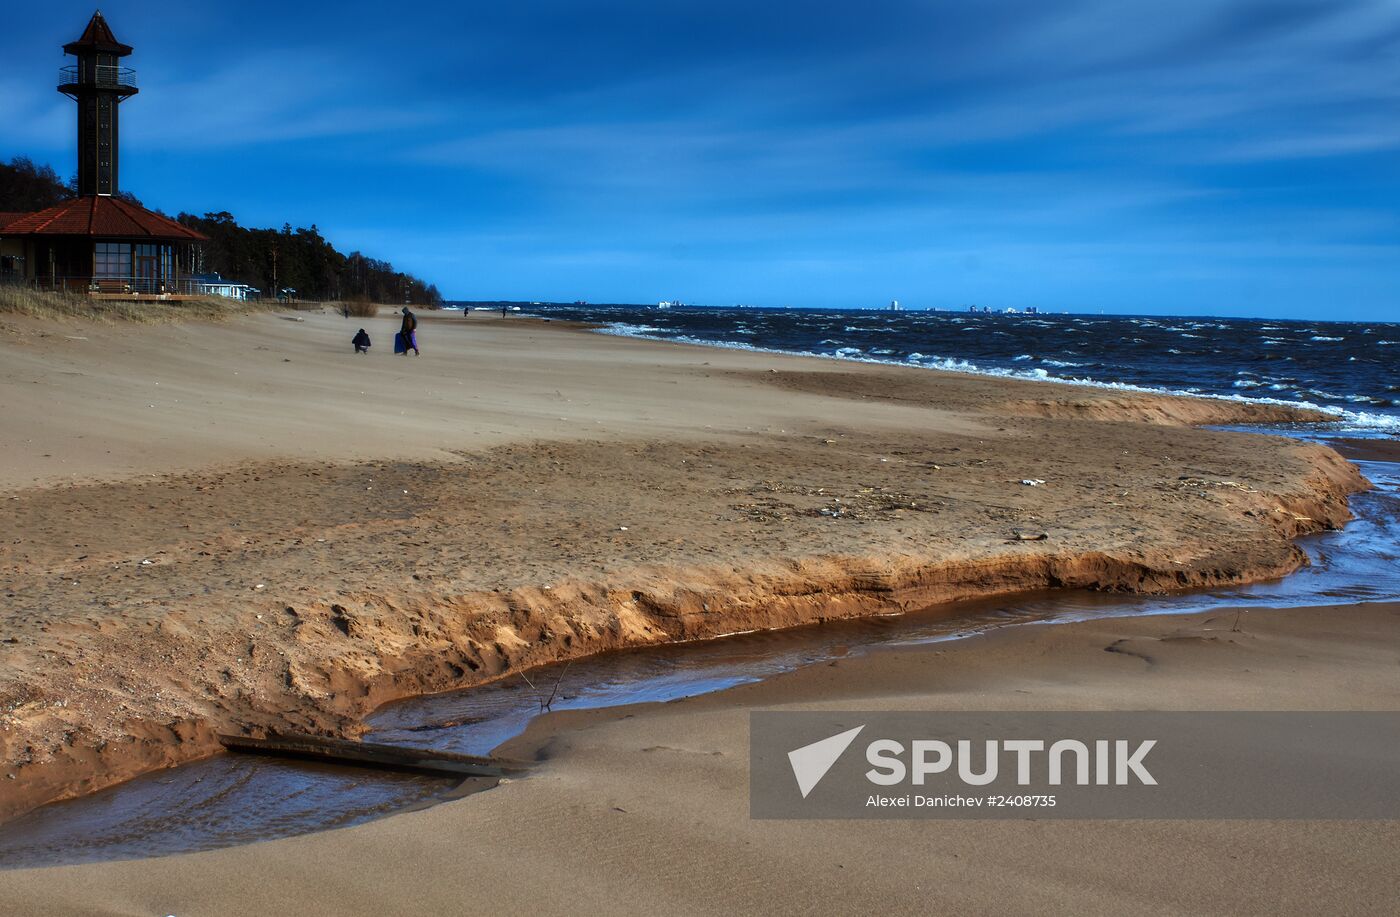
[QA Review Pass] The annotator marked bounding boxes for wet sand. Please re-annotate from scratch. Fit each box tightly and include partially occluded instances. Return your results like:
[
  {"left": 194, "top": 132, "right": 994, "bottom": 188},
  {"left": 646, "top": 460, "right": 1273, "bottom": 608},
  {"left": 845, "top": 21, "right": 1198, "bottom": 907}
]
[
  {"left": 0, "top": 601, "right": 1395, "bottom": 916},
  {"left": 1331, "top": 437, "right": 1400, "bottom": 464},
  {"left": 0, "top": 308, "right": 1371, "bottom": 826}
]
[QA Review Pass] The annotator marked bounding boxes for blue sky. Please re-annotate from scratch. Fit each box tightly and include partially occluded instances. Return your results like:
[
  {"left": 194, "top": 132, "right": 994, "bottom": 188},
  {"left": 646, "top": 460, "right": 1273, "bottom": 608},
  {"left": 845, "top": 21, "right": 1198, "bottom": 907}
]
[{"left": 2, "top": 1, "right": 1397, "bottom": 319}]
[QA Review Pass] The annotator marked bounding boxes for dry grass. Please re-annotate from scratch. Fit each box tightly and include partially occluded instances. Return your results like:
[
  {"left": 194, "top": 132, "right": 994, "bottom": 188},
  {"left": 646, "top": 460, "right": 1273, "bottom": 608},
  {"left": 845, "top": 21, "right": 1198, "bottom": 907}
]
[
  {"left": 0, "top": 285, "right": 278, "bottom": 324},
  {"left": 337, "top": 299, "right": 381, "bottom": 318}
]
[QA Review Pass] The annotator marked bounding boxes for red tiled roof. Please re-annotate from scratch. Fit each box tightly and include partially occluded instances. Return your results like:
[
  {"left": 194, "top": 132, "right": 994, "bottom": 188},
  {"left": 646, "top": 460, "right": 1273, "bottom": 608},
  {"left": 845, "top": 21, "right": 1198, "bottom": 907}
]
[
  {"left": 2, "top": 196, "right": 207, "bottom": 242},
  {"left": 65, "top": 12, "right": 132, "bottom": 56},
  {"left": 0, "top": 212, "right": 30, "bottom": 231}
]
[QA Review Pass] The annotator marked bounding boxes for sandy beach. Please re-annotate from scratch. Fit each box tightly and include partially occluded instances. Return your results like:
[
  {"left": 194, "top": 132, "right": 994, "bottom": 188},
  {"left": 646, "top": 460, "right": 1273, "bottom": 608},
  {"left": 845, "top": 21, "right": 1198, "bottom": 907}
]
[
  {"left": 0, "top": 601, "right": 1395, "bottom": 916},
  {"left": 0, "top": 306, "right": 1391, "bottom": 913},
  {"left": 4, "top": 0, "right": 1397, "bottom": 910}
]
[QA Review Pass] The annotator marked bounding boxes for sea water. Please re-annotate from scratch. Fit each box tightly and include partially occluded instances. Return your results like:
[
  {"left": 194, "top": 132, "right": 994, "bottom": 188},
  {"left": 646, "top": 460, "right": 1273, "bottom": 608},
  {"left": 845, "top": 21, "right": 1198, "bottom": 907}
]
[{"left": 511, "top": 305, "right": 1399, "bottom": 435}]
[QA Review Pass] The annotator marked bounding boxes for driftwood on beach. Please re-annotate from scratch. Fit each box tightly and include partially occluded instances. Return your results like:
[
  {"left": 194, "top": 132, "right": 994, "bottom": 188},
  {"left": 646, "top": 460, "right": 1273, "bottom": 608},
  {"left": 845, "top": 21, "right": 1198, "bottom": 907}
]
[{"left": 218, "top": 732, "right": 526, "bottom": 778}]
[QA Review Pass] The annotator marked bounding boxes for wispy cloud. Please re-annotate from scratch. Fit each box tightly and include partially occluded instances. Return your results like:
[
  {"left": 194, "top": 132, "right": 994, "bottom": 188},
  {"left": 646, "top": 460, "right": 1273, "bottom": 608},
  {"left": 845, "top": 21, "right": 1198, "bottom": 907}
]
[
  {"left": 2, "top": 0, "right": 1396, "bottom": 316},
  {"left": 124, "top": 52, "right": 443, "bottom": 149}
]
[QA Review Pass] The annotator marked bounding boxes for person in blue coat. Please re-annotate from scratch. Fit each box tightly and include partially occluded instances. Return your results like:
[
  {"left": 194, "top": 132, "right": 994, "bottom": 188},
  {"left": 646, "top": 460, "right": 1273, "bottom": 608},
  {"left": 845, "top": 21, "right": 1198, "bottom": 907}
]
[{"left": 399, "top": 307, "right": 420, "bottom": 356}]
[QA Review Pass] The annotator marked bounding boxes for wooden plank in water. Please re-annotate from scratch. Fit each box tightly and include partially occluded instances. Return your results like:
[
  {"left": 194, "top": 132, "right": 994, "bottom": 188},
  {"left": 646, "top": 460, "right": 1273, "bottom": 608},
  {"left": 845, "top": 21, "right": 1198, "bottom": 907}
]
[{"left": 218, "top": 732, "right": 524, "bottom": 778}]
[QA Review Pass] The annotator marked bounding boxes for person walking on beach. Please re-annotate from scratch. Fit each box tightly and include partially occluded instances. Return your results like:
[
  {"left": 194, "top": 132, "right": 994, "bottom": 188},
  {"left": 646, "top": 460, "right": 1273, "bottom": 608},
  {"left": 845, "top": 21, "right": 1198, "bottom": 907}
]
[
  {"left": 398, "top": 307, "right": 420, "bottom": 356},
  {"left": 352, "top": 328, "right": 371, "bottom": 354},
  {"left": 501, "top": 303, "right": 508, "bottom": 318}
]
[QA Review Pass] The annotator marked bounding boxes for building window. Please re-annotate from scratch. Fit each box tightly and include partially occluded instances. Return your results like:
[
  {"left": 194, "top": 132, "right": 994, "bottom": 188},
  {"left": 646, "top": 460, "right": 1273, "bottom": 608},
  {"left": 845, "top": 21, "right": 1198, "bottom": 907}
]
[
  {"left": 134, "top": 244, "right": 158, "bottom": 275},
  {"left": 94, "top": 242, "right": 131, "bottom": 279},
  {"left": 131, "top": 244, "right": 171, "bottom": 291}
]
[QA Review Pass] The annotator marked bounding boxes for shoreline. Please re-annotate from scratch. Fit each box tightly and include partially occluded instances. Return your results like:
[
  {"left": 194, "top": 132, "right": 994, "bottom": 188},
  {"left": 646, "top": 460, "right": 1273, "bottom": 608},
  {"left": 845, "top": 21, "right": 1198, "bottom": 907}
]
[
  {"left": 0, "top": 309, "right": 1384, "bottom": 492},
  {"left": 0, "top": 309, "right": 1373, "bottom": 823},
  {"left": 1329, "top": 437, "right": 1400, "bottom": 463},
  {"left": 2, "top": 600, "right": 1395, "bottom": 914},
  {"left": 580, "top": 318, "right": 1398, "bottom": 435}
]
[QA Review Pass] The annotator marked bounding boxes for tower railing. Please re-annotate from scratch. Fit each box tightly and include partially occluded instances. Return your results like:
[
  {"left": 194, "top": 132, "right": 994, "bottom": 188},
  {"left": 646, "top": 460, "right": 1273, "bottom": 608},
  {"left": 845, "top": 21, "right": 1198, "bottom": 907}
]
[{"left": 58, "top": 65, "right": 138, "bottom": 89}]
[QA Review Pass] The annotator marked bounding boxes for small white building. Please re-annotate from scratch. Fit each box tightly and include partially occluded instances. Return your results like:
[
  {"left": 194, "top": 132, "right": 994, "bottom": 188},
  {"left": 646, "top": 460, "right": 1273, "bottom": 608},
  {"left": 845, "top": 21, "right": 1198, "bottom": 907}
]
[{"left": 192, "top": 273, "right": 258, "bottom": 301}]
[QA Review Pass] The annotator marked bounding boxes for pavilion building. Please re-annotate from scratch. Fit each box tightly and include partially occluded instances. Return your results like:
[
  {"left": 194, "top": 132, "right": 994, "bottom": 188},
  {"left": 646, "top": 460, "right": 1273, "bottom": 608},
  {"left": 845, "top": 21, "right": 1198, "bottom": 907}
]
[{"left": 0, "top": 12, "right": 207, "bottom": 296}]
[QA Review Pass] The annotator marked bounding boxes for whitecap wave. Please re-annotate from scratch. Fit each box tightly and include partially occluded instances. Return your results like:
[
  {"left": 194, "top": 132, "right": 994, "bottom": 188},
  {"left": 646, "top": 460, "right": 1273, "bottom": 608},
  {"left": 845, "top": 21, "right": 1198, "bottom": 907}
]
[
  {"left": 591, "top": 323, "right": 1400, "bottom": 433},
  {"left": 600, "top": 322, "right": 666, "bottom": 335}
]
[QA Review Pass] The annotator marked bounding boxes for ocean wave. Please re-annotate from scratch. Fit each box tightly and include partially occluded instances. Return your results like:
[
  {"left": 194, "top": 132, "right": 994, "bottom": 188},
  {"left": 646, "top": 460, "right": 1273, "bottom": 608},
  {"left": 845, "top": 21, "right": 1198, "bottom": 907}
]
[
  {"left": 1311, "top": 336, "right": 1345, "bottom": 342},
  {"left": 590, "top": 321, "right": 1400, "bottom": 433},
  {"left": 601, "top": 322, "right": 667, "bottom": 335}
]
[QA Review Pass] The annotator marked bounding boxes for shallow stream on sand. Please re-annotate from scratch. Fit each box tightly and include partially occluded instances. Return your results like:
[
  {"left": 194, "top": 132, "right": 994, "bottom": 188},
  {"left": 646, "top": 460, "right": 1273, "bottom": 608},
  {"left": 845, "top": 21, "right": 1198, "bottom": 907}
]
[{"left": 1, "top": 453, "right": 1395, "bottom": 869}]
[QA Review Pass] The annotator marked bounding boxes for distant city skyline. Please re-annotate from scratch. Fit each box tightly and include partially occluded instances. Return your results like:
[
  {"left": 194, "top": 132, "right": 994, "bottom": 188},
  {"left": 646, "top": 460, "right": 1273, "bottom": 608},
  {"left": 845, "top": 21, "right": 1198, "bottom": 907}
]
[
  {"left": 2, "top": 1, "right": 1396, "bottom": 320},
  {"left": 449, "top": 301, "right": 1398, "bottom": 325}
]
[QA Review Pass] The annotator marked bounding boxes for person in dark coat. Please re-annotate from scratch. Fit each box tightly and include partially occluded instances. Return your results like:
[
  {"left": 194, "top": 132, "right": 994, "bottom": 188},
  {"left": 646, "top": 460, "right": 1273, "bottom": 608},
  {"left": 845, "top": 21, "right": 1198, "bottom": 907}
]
[
  {"left": 399, "top": 307, "right": 419, "bottom": 356},
  {"left": 352, "top": 328, "right": 371, "bottom": 354}
]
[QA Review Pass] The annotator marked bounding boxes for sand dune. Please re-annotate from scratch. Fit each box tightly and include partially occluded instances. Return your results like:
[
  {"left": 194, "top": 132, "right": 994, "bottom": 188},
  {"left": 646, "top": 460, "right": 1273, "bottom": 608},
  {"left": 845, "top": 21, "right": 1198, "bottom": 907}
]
[{"left": 0, "top": 308, "right": 1366, "bottom": 823}]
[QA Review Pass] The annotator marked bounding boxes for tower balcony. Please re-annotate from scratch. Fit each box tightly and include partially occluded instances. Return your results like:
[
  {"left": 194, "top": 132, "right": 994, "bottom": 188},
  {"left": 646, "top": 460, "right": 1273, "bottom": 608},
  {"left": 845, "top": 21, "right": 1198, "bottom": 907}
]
[{"left": 58, "top": 65, "right": 138, "bottom": 92}]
